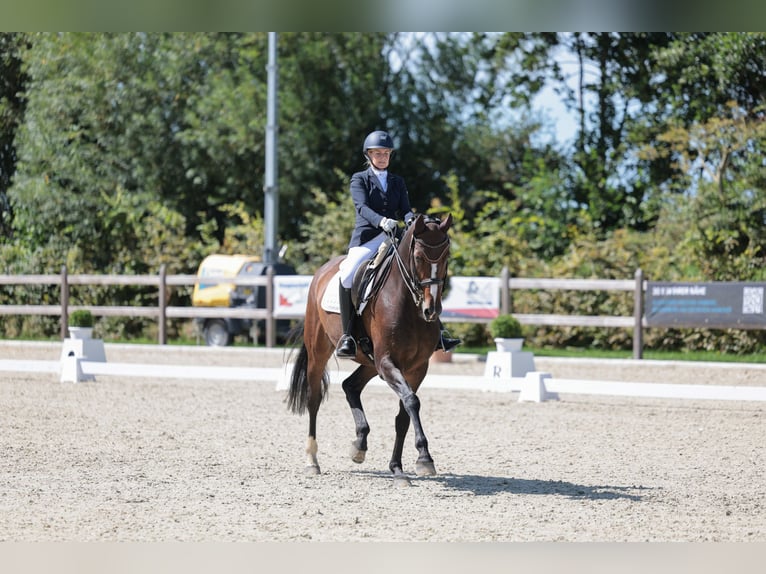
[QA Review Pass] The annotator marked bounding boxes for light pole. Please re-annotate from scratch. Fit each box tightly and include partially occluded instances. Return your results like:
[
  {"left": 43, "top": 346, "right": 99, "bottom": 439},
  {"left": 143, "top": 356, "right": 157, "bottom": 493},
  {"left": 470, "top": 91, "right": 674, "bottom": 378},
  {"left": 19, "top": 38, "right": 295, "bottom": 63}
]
[{"left": 263, "top": 32, "right": 279, "bottom": 265}]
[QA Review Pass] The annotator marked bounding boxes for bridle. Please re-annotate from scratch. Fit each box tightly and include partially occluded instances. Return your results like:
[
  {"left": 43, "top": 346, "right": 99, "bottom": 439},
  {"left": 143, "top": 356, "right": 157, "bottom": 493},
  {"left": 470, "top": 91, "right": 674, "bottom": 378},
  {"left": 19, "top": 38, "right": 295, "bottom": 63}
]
[{"left": 387, "top": 219, "right": 450, "bottom": 308}]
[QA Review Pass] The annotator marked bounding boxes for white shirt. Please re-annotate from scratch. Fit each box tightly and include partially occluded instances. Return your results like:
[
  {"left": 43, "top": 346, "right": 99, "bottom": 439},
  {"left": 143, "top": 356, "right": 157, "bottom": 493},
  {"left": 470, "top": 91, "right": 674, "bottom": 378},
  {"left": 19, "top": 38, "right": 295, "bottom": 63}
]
[{"left": 371, "top": 167, "right": 387, "bottom": 191}]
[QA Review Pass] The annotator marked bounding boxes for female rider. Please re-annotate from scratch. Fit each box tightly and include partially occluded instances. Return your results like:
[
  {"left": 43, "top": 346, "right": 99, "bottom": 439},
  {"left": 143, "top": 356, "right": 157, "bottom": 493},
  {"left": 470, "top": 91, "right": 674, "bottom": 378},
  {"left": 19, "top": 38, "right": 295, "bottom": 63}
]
[{"left": 335, "top": 130, "right": 460, "bottom": 358}]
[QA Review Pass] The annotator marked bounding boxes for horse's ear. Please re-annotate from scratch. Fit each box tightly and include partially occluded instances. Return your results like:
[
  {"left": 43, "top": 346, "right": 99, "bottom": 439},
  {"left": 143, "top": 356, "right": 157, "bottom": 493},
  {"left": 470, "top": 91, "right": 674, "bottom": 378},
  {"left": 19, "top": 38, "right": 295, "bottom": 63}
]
[
  {"left": 413, "top": 214, "right": 426, "bottom": 235},
  {"left": 439, "top": 213, "right": 453, "bottom": 232}
]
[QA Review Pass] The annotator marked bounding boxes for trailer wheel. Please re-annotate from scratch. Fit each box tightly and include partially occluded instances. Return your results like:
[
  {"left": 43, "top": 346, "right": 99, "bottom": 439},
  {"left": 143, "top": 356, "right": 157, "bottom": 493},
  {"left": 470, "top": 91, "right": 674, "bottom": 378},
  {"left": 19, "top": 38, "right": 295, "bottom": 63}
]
[{"left": 204, "top": 319, "right": 232, "bottom": 347}]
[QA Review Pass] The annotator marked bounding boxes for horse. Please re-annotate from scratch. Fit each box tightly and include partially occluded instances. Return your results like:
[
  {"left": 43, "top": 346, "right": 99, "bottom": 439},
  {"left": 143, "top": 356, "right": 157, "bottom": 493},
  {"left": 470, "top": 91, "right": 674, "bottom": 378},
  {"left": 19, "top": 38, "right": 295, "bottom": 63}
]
[{"left": 286, "top": 213, "right": 453, "bottom": 485}]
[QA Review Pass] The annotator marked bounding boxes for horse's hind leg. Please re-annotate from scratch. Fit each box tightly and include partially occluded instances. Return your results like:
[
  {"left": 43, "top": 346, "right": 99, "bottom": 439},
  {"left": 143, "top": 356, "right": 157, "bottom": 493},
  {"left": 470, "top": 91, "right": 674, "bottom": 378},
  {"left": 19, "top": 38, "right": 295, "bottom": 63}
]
[
  {"left": 305, "top": 388, "right": 322, "bottom": 475},
  {"left": 304, "top": 351, "right": 332, "bottom": 476},
  {"left": 342, "top": 365, "right": 376, "bottom": 464}
]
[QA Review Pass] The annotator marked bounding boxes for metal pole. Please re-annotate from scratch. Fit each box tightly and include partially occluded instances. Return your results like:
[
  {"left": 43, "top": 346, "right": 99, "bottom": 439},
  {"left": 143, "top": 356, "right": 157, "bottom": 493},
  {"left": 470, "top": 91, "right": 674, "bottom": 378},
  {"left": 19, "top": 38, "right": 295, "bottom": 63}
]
[{"left": 264, "top": 32, "right": 279, "bottom": 266}]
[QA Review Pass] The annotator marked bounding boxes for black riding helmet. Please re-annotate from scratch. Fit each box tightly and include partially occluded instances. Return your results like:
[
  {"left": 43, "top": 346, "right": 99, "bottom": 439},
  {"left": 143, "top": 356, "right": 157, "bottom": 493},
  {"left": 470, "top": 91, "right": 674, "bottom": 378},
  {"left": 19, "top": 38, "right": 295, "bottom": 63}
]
[{"left": 363, "top": 130, "right": 394, "bottom": 160}]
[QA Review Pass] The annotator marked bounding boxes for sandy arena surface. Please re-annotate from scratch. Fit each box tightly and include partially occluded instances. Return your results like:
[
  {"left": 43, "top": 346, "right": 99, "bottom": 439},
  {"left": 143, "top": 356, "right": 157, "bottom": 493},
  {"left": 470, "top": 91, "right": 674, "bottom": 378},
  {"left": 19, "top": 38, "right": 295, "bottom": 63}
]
[{"left": 1, "top": 341, "right": 765, "bottom": 542}]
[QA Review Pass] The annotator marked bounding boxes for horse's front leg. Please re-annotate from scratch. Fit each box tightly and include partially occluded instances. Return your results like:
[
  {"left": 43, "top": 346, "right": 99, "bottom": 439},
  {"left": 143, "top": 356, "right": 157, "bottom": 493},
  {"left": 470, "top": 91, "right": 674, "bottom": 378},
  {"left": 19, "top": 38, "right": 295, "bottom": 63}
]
[
  {"left": 378, "top": 359, "right": 436, "bottom": 482},
  {"left": 342, "top": 365, "right": 377, "bottom": 464},
  {"left": 389, "top": 400, "right": 411, "bottom": 485}
]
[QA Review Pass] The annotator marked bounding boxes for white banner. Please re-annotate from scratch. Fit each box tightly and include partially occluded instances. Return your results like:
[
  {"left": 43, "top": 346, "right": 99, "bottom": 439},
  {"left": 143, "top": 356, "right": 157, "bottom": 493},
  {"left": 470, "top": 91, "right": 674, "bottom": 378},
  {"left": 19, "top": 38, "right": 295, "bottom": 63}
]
[
  {"left": 273, "top": 274, "right": 500, "bottom": 320},
  {"left": 441, "top": 276, "right": 500, "bottom": 319},
  {"left": 274, "top": 275, "right": 312, "bottom": 318}
]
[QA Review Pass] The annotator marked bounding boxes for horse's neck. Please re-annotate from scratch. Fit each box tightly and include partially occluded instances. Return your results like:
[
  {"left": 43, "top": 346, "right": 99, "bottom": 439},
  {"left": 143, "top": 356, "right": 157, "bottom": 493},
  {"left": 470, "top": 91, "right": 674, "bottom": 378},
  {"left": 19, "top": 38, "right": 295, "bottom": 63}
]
[{"left": 386, "top": 235, "right": 420, "bottom": 306}]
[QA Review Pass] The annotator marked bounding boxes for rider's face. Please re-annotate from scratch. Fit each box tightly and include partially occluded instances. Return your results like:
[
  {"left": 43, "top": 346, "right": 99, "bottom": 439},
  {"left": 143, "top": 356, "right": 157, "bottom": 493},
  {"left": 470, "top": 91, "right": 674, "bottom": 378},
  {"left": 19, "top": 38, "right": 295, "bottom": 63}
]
[{"left": 368, "top": 149, "right": 392, "bottom": 170}]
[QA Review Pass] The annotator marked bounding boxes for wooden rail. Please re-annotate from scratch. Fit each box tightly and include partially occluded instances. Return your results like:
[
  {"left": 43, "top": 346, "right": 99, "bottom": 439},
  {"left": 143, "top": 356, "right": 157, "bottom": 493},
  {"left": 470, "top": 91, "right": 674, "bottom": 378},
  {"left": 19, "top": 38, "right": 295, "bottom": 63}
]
[{"left": 0, "top": 265, "right": 647, "bottom": 356}]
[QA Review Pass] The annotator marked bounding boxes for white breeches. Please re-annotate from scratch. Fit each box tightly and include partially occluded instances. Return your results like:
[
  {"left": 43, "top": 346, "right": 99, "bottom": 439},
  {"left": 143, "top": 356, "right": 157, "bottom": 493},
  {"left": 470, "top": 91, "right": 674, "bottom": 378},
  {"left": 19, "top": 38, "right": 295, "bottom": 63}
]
[{"left": 339, "top": 233, "right": 387, "bottom": 288}]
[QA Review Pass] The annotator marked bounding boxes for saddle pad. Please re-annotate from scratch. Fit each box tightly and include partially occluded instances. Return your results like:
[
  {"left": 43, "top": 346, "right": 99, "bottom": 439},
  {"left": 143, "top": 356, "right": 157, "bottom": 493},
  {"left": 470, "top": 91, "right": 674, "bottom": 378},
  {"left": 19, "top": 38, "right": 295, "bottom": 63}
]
[{"left": 320, "top": 273, "right": 341, "bottom": 313}]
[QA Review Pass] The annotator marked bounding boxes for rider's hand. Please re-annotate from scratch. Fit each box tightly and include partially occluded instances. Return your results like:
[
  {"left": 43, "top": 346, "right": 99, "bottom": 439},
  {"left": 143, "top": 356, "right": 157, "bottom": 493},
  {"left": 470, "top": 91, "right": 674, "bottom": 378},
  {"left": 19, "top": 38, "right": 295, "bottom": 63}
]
[{"left": 379, "top": 217, "right": 397, "bottom": 233}]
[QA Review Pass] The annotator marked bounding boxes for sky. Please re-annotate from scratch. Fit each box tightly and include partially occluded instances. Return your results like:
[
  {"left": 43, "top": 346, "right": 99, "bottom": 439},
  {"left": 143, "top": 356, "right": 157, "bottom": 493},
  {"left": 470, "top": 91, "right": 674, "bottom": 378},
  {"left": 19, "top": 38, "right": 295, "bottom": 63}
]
[{"left": 533, "top": 85, "right": 579, "bottom": 146}]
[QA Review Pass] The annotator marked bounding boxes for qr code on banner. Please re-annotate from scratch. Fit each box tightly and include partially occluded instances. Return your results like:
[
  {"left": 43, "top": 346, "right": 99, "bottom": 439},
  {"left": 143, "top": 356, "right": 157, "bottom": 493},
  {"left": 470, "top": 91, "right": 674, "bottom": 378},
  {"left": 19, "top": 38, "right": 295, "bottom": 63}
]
[{"left": 742, "top": 287, "right": 764, "bottom": 315}]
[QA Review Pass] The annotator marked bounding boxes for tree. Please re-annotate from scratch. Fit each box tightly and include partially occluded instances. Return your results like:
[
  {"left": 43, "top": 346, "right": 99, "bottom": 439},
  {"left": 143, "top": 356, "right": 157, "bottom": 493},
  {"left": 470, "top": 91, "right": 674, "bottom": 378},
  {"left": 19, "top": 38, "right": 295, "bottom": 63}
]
[
  {"left": 556, "top": 33, "right": 677, "bottom": 232},
  {"left": 642, "top": 102, "right": 766, "bottom": 280},
  {"left": 653, "top": 33, "right": 766, "bottom": 124},
  {"left": 0, "top": 33, "right": 26, "bottom": 240},
  {"left": 9, "top": 33, "right": 404, "bottom": 270}
]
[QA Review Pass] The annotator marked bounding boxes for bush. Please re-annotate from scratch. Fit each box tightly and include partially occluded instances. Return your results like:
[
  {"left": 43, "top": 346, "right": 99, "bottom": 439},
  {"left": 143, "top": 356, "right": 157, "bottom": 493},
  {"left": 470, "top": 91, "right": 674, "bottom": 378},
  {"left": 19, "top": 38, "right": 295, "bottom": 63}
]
[
  {"left": 443, "top": 321, "right": 492, "bottom": 348},
  {"left": 490, "top": 314, "right": 522, "bottom": 338},
  {"left": 69, "top": 309, "right": 94, "bottom": 327}
]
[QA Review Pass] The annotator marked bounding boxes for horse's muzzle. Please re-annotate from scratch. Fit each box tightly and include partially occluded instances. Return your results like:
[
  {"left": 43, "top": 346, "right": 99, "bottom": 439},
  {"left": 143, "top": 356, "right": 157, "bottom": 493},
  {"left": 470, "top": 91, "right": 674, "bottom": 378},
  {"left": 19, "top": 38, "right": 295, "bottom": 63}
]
[{"left": 421, "top": 303, "right": 440, "bottom": 323}]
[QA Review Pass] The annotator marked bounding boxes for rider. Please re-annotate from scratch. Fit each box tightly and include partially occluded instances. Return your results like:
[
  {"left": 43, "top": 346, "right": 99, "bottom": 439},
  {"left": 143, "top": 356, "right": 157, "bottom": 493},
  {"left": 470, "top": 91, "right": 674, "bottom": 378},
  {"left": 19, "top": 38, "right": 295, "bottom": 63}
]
[{"left": 335, "top": 130, "right": 461, "bottom": 358}]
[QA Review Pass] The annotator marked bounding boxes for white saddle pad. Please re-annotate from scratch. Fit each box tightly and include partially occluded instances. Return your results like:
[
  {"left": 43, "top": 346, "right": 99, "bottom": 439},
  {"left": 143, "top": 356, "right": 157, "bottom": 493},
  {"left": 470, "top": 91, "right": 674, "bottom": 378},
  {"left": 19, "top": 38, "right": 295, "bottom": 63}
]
[
  {"left": 321, "top": 270, "right": 376, "bottom": 315},
  {"left": 320, "top": 273, "right": 341, "bottom": 313}
]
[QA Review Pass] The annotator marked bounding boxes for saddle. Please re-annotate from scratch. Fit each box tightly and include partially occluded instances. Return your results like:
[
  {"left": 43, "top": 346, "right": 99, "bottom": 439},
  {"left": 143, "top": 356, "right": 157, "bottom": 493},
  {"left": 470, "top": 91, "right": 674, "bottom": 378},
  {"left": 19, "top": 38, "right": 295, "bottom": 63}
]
[
  {"left": 351, "top": 237, "right": 395, "bottom": 313},
  {"left": 349, "top": 238, "right": 396, "bottom": 360}
]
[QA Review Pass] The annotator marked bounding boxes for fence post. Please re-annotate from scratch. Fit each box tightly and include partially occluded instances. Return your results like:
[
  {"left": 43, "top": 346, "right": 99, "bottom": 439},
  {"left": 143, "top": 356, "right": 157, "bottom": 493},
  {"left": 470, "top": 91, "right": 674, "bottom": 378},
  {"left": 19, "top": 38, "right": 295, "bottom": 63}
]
[
  {"left": 500, "top": 266, "right": 510, "bottom": 315},
  {"left": 60, "top": 264, "right": 69, "bottom": 340},
  {"left": 266, "top": 265, "right": 275, "bottom": 348},
  {"left": 633, "top": 267, "right": 644, "bottom": 360},
  {"left": 158, "top": 264, "right": 167, "bottom": 345}
]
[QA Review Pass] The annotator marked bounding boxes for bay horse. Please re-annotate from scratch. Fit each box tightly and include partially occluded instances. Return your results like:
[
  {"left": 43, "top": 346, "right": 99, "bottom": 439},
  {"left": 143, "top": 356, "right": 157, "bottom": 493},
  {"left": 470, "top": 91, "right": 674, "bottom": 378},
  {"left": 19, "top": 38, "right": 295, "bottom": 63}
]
[{"left": 287, "top": 213, "right": 452, "bottom": 485}]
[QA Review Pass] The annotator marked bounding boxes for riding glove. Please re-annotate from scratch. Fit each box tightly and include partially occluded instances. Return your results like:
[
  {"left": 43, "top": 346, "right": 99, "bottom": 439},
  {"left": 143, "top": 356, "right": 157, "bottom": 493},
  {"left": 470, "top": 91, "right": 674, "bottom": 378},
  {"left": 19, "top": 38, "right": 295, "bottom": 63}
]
[{"left": 379, "top": 217, "right": 397, "bottom": 233}]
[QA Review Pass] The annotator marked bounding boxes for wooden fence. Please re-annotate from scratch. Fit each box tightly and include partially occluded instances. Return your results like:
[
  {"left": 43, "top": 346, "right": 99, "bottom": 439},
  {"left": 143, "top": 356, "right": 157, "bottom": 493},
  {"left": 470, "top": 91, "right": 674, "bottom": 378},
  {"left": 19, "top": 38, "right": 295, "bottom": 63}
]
[{"left": 0, "top": 265, "right": 648, "bottom": 357}]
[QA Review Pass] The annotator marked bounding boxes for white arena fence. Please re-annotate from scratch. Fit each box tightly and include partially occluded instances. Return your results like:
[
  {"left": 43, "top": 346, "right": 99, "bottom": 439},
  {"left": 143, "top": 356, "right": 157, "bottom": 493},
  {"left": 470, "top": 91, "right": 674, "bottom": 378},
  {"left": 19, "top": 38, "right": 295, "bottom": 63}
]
[{"left": 2, "top": 347, "right": 766, "bottom": 404}]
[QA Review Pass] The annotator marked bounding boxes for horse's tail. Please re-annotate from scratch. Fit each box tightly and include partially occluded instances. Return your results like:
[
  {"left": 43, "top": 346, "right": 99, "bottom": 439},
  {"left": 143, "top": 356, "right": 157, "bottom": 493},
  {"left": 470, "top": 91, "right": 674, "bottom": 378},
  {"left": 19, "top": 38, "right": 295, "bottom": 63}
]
[{"left": 285, "top": 322, "right": 329, "bottom": 415}]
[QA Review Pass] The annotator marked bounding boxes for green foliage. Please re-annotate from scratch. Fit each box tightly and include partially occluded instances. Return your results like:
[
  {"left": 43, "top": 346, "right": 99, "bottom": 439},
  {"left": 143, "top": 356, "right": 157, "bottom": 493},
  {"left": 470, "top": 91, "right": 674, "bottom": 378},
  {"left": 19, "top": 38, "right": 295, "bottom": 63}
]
[
  {"left": 489, "top": 314, "right": 522, "bottom": 338},
  {"left": 517, "top": 228, "right": 670, "bottom": 350},
  {"left": 68, "top": 309, "right": 93, "bottom": 327},
  {"left": 0, "top": 33, "right": 26, "bottom": 239},
  {"left": 642, "top": 102, "right": 766, "bottom": 281},
  {"left": 288, "top": 170, "right": 356, "bottom": 275},
  {"left": 443, "top": 322, "right": 492, "bottom": 348},
  {"left": 12, "top": 33, "right": 266, "bottom": 253},
  {"left": 1, "top": 32, "right": 765, "bottom": 353},
  {"left": 197, "top": 201, "right": 267, "bottom": 258}
]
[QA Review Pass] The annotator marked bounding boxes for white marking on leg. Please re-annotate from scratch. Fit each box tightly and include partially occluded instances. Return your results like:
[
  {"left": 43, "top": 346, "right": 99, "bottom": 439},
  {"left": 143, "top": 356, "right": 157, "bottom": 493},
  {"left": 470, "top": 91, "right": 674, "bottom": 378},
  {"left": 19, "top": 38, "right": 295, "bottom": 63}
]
[{"left": 306, "top": 437, "right": 319, "bottom": 468}]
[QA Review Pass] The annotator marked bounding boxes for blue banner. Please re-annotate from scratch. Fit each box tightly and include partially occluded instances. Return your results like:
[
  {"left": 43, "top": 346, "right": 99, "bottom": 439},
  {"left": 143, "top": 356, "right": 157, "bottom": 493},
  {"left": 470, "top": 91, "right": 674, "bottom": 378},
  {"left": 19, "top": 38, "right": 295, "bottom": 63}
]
[{"left": 646, "top": 281, "right": 766, "bottom": 329}]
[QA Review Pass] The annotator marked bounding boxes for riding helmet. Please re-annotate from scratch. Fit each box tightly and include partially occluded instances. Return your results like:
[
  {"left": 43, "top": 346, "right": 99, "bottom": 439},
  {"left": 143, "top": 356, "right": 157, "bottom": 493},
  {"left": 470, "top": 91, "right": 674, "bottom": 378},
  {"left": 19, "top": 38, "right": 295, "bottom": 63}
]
[{"left": 363, "top": 130, "right": 394, "bottom": 159}]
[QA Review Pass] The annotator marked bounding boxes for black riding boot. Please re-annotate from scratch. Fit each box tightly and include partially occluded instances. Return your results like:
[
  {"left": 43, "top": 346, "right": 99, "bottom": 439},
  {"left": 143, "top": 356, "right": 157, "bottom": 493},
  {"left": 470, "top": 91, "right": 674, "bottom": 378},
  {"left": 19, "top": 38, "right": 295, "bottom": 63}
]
[
  {"left": 335, "top": 284, "right": 357, "bottom": 358},
  {"left": 436, "top": 320, "right": 461, "bottom": 353}
]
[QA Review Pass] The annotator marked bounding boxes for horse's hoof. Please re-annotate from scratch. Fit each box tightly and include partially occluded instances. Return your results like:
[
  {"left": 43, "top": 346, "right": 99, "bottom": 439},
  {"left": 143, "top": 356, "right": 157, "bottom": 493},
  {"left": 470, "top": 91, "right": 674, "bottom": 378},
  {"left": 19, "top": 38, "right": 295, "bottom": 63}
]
[
  {"left": 304, "top": 464, "right": 321, "bottom": 476},
  {"left": 393, "top": 475, "right": 412, "bottom": 487},
  {"left": 350, "top": 444, "right": 366, "bottom": 464},
  {"left": 415, "top": 461, "right": 437, "bottom": 477}
]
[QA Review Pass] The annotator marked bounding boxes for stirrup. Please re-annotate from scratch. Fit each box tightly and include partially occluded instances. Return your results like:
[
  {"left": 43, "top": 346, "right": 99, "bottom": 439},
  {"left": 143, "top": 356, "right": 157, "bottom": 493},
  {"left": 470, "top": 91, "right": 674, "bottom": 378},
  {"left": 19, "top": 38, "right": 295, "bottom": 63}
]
[{"left": 438, "top": 332, "right": 461, "bottom": 353}]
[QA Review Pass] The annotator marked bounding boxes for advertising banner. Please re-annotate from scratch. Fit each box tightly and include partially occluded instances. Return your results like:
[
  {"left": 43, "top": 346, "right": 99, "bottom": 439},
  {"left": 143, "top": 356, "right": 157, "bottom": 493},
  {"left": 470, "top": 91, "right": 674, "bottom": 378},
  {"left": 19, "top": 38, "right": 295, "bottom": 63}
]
[
  {"left": 441, "top": 276, "right": 500, "bottom": 320},
  {"left": 274, "top": 275, "right": 312, "bottom": 318},
  {"left": 274, "top": 275, "right": 502, "bottom": 320},
  {"left": 646, "top": 281, "right": 766, "bottom": 329}
]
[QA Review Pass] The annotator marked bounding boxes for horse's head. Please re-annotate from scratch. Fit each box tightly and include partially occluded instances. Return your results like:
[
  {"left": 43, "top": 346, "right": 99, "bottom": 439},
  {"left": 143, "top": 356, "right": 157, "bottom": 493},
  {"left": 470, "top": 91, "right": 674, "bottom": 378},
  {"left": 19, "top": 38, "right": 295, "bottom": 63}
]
[{"left": 400, "top": 213, "right": 453, "bottom": 322}]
